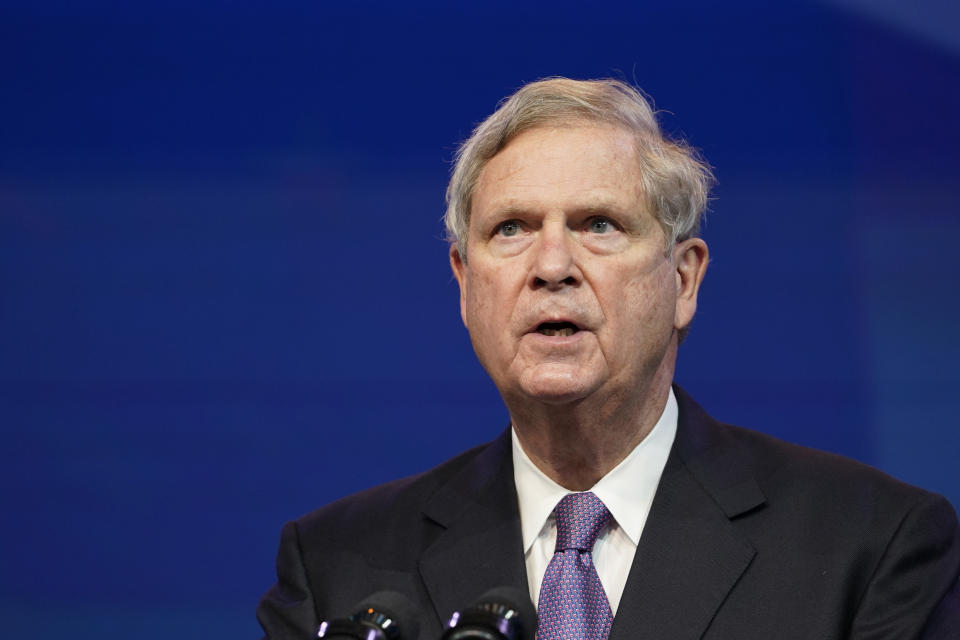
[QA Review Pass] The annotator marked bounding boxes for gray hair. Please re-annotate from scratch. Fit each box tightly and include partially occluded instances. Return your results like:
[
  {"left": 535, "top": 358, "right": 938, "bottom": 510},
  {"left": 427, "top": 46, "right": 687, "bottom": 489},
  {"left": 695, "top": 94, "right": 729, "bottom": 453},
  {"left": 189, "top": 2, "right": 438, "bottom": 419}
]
[{"left": 444, "top": 77, "right": 714, "bottom": 259}]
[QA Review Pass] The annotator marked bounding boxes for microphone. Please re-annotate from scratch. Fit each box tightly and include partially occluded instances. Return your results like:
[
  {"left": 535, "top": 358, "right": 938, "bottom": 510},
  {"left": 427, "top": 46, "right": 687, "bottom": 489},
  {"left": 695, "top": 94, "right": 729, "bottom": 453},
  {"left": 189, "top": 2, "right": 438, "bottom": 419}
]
[
  {"left": 316, "top": 590, "right": 420, "bottom": 640},
  {"left": 441, "top": 586, "right": 536, "bottom": 640}
]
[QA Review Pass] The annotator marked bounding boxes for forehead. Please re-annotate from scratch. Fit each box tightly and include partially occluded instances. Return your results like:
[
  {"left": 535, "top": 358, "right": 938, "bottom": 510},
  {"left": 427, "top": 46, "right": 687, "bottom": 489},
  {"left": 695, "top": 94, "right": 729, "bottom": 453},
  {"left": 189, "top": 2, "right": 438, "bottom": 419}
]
[{"left": 472, "top": 124, "right": 644, "bottom": 220}]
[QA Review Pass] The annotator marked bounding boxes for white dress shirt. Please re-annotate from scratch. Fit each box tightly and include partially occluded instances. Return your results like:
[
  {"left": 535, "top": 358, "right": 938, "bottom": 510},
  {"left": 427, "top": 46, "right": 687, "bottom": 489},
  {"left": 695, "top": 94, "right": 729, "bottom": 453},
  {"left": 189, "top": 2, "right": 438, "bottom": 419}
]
[{"left": 511, "top": 388, "right": 678, "bottom": 614}]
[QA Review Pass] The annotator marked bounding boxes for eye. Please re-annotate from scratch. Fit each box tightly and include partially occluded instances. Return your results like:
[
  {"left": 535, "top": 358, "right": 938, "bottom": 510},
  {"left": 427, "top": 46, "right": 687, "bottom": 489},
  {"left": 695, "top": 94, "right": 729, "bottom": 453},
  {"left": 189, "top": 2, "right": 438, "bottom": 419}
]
[
  {"left": 496, "top": 220, "right": 522, "bottom": 237},
  {"left": 586, "top": 216, "right": 615, "bottom": 234}
]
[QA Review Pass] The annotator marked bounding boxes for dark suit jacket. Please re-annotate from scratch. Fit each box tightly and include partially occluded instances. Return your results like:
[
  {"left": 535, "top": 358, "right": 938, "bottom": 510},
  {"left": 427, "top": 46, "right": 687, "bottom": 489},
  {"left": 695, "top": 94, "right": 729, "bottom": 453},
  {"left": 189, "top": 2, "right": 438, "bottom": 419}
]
[{"left": 258, "top": 387, "right": 960, "bottom": 639}]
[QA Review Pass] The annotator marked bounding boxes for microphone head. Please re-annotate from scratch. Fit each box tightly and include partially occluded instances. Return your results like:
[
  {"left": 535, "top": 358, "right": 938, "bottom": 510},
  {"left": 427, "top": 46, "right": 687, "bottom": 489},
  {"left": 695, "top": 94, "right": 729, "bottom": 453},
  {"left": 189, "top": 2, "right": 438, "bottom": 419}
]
[
  {"left": 354, "top": 591, "right": 421, "bottom": 640},
  {"left": 318, "top": 590, "right": 420, "bottom": 640},
  {"left": 443, "top": 586, "right": 537, "bottom": 640}
]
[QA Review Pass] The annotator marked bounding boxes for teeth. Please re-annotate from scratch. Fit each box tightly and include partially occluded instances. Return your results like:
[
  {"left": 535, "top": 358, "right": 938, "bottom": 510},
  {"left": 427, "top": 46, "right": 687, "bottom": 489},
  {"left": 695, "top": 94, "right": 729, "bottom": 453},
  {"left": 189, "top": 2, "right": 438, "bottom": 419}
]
[{"left": 539, "top": 326, "right": 576, "bottom": 337}]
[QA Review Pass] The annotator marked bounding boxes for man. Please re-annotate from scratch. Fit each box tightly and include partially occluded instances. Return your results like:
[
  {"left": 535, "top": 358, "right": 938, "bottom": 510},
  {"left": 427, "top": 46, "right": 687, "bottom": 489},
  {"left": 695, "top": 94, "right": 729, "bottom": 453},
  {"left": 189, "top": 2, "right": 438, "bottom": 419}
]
[{"left": 258, "top": 78, "right": 960, "bottom": 639}]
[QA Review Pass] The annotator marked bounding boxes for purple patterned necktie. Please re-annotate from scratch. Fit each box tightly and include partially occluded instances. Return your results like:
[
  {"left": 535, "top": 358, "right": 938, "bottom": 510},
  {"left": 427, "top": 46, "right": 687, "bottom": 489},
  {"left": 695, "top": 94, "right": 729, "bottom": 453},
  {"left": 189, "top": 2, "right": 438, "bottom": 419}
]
[{"left": 536, "top": 491, "right": 614, "bottom": 640}]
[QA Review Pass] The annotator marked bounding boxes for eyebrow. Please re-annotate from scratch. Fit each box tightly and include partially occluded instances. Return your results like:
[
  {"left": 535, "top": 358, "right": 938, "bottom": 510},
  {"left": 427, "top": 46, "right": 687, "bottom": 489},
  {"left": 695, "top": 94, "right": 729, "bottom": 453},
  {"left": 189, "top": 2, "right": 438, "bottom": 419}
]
[{"left": 570, "top": 201, "right": 633, "bottom": 217}]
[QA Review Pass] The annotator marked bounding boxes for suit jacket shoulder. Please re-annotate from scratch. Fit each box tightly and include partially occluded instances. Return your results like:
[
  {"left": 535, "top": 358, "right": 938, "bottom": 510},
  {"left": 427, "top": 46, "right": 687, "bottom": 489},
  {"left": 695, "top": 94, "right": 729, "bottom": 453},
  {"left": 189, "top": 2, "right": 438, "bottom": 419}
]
[
  {"left": 257, "top": 431, "right": 524, "bottom": 640},
  {"left": 628, "top": 386, "right": 960, "bottom": 639},
  {"left": 296, "top": 437, "right": 493, "bottom": 549}
]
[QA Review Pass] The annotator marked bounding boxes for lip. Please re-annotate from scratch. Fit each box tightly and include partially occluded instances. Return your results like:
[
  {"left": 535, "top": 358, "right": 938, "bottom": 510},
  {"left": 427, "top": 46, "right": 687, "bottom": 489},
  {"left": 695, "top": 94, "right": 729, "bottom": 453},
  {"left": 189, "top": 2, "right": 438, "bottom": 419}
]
[
  {"left": 525, "top": 330, "right": 587, "bottom": 346},
  {"left": 523, "top": 317, "right": 590, "bottom": 346},
  {"left": 524, "top": 316, "right": 587, "bottom": 335}
]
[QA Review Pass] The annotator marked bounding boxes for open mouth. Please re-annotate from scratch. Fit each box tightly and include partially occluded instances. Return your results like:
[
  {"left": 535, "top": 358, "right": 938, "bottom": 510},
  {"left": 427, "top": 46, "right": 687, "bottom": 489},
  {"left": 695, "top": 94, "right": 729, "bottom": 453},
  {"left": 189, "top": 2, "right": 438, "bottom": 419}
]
[{"left": 536, "top": 321, "right": 580, "bottom": 337}]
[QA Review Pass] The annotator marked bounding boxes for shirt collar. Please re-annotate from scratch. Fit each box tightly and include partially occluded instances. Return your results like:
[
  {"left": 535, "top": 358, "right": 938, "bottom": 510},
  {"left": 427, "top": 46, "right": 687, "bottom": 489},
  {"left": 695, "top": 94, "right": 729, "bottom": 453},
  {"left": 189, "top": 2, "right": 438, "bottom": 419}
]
[{"left": 512, "top": 387, "right": 678, "bottom": 551}]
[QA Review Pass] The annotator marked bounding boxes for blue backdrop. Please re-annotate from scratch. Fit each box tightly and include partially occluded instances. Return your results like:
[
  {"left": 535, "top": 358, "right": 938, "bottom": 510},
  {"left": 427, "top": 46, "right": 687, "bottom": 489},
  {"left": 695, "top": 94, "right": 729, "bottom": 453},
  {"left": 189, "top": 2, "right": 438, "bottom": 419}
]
[{"left": 2, "top": 1, "right": 958, "bottom": 637}]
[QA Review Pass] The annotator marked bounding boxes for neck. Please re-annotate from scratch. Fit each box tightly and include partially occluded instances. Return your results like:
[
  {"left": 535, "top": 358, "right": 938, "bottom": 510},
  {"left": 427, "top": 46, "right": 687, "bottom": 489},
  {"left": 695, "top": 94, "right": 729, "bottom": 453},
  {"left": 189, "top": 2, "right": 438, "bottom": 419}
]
[{"left": 508, "top": 359, "right": 675, "bottom": 491}]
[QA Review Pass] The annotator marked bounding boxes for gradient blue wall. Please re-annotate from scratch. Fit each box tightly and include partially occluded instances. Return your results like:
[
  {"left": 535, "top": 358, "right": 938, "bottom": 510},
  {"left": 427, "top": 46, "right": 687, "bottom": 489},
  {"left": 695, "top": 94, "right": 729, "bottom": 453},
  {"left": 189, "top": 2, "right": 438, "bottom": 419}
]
[{"left": 2, "top": 1, "right": 958, "bottom": 637}]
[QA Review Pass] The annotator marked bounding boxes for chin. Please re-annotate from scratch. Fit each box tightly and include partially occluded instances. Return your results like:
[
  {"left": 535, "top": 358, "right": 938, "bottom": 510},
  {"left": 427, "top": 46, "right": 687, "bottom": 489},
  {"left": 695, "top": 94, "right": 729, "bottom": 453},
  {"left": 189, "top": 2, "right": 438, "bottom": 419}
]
[{"left": 517, "top": 369, "right": 600, "bottom": 405}]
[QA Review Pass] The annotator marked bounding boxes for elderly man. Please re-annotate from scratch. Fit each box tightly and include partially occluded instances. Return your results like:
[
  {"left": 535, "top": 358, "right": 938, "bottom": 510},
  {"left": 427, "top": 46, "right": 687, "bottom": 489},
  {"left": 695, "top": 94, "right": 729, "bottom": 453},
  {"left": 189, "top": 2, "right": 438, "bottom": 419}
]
[{"left": 258, "top": 78, "right": 959, "bottom": 639}]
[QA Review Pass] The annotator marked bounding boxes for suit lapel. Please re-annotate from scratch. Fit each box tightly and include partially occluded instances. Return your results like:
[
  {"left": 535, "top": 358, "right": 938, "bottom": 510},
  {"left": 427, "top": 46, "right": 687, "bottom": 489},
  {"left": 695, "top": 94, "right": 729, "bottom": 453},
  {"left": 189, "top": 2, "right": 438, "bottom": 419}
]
[
  {"left": 419, "top": 430, "right": 529, "bottom": 627},
  {"left": 610, "top": 387, "right": 765, "bottom": 640}
]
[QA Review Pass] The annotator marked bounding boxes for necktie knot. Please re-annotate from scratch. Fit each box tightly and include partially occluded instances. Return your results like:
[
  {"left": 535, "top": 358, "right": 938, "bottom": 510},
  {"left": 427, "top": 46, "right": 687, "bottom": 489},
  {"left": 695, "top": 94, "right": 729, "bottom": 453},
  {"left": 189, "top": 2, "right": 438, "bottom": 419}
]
[{"left": 553, "top": 491, "right": 610, "bottom": 552}]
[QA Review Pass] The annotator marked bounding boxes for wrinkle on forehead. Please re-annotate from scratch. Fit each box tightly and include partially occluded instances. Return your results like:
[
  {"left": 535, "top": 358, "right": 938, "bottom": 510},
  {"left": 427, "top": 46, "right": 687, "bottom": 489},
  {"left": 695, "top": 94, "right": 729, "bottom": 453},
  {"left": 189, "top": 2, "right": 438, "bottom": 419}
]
[{"left": 471, "top": 125, "right": 652, "bottom": 232}]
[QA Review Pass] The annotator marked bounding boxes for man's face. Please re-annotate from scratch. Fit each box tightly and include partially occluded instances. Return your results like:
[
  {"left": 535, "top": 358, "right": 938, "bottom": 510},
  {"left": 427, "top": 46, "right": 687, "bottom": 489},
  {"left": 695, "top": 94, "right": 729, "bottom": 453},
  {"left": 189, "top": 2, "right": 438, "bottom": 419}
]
[{"left": 451, "top": 124, "right": 706, "bottom": 408}]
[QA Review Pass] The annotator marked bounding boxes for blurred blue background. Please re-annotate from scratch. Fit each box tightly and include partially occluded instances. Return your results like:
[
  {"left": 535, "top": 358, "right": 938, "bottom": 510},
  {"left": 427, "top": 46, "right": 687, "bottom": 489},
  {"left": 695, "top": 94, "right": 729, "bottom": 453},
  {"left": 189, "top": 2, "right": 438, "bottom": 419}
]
[{"left": 2, "top": 1, "right": 958, "bottom": 637}]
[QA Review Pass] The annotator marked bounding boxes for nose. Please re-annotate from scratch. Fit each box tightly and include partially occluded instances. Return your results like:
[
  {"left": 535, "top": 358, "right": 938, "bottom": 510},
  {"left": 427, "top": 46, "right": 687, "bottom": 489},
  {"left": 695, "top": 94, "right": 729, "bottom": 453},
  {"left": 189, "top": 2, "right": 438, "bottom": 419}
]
[{"left": 530, "top": 220, "right": 580, "bottom": 290}]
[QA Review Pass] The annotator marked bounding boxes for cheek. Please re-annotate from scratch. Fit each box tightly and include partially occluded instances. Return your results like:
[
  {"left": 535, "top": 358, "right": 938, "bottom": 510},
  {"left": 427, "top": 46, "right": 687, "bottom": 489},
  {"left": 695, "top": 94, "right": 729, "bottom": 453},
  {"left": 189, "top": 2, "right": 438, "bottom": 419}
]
[
  {"left": 469, "top": 266, "right": 517, "bottom": 310},
  {"left": 465, "top": 273, "right": 508, "bottom": 343},
  {"left": 466, "top": 273, "right": 495, "bottom": 316},
  {"left": 617, "top": 267, "right": 676, "bottom": 325}
]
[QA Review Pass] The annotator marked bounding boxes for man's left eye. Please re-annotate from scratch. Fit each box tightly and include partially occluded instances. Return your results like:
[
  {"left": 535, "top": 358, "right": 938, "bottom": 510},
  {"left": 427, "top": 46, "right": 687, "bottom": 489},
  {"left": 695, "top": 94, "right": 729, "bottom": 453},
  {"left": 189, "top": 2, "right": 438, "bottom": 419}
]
[
  {"left": 586, "top": 217, "right": 614, "bottom": 234},
  {"left": 497, "top": 220, "right": 521, "bottom": 237}
]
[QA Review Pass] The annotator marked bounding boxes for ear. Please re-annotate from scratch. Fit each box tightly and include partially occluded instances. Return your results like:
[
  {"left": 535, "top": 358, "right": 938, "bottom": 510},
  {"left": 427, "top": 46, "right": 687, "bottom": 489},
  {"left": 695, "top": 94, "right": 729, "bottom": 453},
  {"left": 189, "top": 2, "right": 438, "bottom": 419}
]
[
  {"left": 449, "top": 244, "right": 469, "bottom": 328},
  {"left": 672, "top": 237, "right": 709, "bottom": 331}
]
